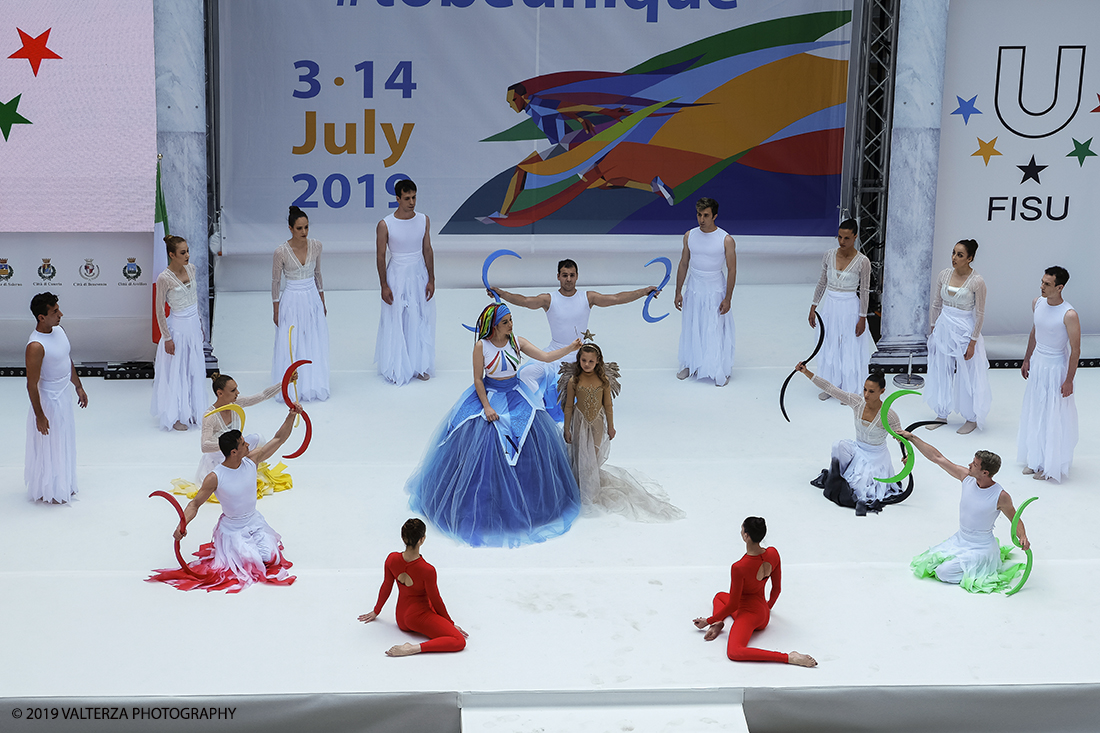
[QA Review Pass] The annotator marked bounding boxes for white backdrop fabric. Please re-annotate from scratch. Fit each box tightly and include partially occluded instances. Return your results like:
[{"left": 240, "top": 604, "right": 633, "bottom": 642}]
[{"left": 932, "top": 0, "right": 1099, "bottom": 336}]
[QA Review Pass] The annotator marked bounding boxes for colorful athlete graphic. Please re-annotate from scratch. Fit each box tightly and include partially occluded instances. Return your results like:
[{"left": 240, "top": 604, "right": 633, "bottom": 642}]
[{"left": 444, "top": 10, "right": 851, "bottom": 236}]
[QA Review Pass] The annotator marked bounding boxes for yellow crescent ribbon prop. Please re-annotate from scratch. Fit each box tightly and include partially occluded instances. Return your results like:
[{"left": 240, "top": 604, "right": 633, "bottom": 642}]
[
  {"left": 203, "top": 403, "right": 246, "bottom": 430},
  {"left": 288, "top": 325, "right": 300, "bottom": 426}
]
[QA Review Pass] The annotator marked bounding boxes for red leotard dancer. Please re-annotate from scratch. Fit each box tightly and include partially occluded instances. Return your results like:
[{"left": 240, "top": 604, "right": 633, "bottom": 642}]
[
  {"left": 693, "top": 517, "right": 817, "bottom": 667},
  {"left": 358, "top": 518, "right": 467, "bottom": 656}
]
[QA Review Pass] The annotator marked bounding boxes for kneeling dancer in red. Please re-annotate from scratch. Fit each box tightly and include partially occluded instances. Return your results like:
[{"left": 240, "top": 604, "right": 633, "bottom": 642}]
[
  {"left": 693, "top": 516, "right": 817, "bottom": 667},
  {"left": 359, "top": 518, "right": 468, "bottom": 656},
  {"left": 148, "top": 406, "right": 301, "bottom": 592}
]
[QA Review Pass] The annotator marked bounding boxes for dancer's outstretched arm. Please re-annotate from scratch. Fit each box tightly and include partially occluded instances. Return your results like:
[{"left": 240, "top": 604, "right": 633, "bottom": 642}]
[{"left": 898, "top": 431, "right": 967, "bottom": 481}]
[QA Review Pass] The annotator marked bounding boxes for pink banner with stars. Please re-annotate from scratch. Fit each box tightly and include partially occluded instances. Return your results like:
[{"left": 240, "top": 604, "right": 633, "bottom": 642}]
[{"left": 0, "top": 0, "right": 155, "bottom": 232}]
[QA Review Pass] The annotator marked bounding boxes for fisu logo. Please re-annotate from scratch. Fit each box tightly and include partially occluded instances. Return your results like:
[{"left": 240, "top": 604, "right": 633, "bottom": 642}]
[{"left": 994, "top": 45, "right": 1086, "bottom": 138}]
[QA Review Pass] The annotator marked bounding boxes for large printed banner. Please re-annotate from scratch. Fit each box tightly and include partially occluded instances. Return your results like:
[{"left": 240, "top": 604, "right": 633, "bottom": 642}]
[
  {"left": 218, "top": 0, "right": 853, "bottom": 254},
  {"left": 933, "top": 0, "right": 1099, "bottom": 336}
]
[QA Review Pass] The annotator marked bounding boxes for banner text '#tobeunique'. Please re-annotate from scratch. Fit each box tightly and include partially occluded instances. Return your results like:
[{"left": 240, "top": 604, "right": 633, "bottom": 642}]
[{"left": 336, "top": 0, "right": 738, "bottom": 24}]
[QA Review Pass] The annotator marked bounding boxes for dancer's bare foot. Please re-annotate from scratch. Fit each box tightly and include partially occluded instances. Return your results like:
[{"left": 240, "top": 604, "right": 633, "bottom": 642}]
[
  {"left": 926, "top": 418, "right": 947, "bottom": 430},
  {"left": 677, "top": 368, "right": 690, "bottom": 380},
  {"left": 704, "top": 621, "right": 724, "bottom": 641},
  {"left": 416, "top": 373, "right": 430, "bottom": 381},
  {"left": 173, "top": 421, "right": 188, "bottom": 431},
  {"left": 385, "top": 643, "right": 421, "bottom": 657},
  {"left": 818, "top": 391, "right": 831, "bottom": 401},
  {"left": 788, "top": 652, "right": 817, "bottom": 667},
  {"left": 956, "top": 421, "right": 977, "bottom": 435},
  {"left": 1022, "top": 467, "right": 1035, "bottom": 475}
]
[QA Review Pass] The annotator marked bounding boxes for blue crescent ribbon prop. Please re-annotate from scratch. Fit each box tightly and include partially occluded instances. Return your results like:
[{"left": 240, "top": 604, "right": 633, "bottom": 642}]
[
  {"left": 464, "top": 249, "right": 523, "bottom": 332},
  {"left": 873, "top": 389, "right": 921, "bottom": 483},
  {"left": 1005, "top": 496, "right": 1038, "bottom": 596},
  {"left": 778, "top": 318, "right": 826, "bottom": 423},
  {"left": 641, "top": 257, "right": 672, "bottom": 323}
]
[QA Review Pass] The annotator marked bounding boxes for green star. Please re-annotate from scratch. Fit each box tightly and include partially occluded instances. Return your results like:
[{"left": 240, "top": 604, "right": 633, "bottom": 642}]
[
  {"left": 0, "top": 94, "right": 32, "bottom": 141},
  {"left": 1066, "top": 137, "right": 1097, "bottom": 167}
]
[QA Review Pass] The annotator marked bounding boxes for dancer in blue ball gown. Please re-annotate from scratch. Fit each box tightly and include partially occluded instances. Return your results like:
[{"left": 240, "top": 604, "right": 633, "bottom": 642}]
[{"left": 407, "top": 303, "right": 582, "bottom": 547}]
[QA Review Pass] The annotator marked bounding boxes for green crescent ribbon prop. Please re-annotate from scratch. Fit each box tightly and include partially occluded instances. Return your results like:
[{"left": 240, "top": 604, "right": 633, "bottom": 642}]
[
  {"left": 1005, "top": 496, "right": 1038, "bottom": 596},
  {"left": 873, "top": 389, "right": 920, "bottom": 484}
]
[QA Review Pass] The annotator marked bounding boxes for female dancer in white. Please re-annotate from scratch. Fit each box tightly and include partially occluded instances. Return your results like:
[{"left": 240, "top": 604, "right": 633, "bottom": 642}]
[
  {"left": 795, "top": 363, "right": 903, "bottom": 508},
  {"left": 196, "top": 373, "right": 281, "bottom": 482},
  {"left": 560, "top": 343, "right": 684, "bottom": 522},
  {"left": 272, "top": 206, "right": 330, "bottom": 401},
  {"left": 808, "top": 219, "right": 871, "bottom": 398},
  {"left": 152, "top": 236, "right": 206, "bottom": 431},
  {"left": 407, "top": 303, "right": 582, "bottom": 547},
  {"left": 674, "top": 197, "right": 736, "bottom": 387},
  {"left": 924, "top": 239, "right": 991, "bottom": 434}
]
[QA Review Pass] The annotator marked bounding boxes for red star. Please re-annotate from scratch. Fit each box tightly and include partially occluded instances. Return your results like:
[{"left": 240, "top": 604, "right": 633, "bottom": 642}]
[
  {"left": 1092, "top": 94, "right": 1100, "bottom": 113},
  {"left": 8, "top": 28, "right": 62, "bottom": 77}
]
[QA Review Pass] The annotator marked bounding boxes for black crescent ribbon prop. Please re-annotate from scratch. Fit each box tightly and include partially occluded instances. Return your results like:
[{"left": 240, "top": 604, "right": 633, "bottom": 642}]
[
  {"left": 148, "top": 490, "right": 203, "bottom": 579},
  {"left": 778, "top": 318, "right": 826, "bottom": 422},
  {"left": 281, "top": 360, "right": 313, "bottom": 459}
]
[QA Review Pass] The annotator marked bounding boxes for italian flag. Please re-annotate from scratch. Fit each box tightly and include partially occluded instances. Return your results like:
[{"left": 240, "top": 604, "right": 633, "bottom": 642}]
[{"left": 152, "top": 160, "right": 169, "bottom": 343}]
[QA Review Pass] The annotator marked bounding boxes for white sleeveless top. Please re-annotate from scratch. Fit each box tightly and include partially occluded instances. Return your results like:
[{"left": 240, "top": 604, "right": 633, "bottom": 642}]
[
  {"left": 547, "top": 290, "right": 590, "bottom": 345},
  {"left": 384, "top": 212, "right": 426, "bottom": 255},
  {"left": 482, "top": 339, "right": 521, "bottom": 378},
  {"left": 212, "top": 457, "right": 258, "bottom": 520},
  {"left": 687, "top": 226, "right": 729, "bottom": 273},
  {"left": 1034, "top": 298, "right": 1073, "bottom": 353},
  {"left": 958, "top": 476, "right": 1001, "bottom": 534},
  {"left": 28, "top": 326, "right": 71, "bottom": 385}
]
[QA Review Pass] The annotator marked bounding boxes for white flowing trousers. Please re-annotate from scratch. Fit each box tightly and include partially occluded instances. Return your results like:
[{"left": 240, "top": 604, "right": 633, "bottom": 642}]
[
  {"left": 816, "top": 290, "right": 871, "bottom": 394},
  {"left": 1017, "top": 345, "right": 1078, "bottom": 482},
  {"left": 375, "top": 251, "right": 436, "bottom": 385},
  {"left": 831, "top": 438, "right": 900, "bottom": 504},
  {"left": 25, "top": 375, "right": 78, "bottom": 503},
  {"left": 151, "top": 303, "right": 206, "bottom": 430},
  {"left": 678, "top": 268, "right": 735, "bottom": 381},
  {"left": 925, "top": 306, "right": 991, "bottom": 427},
  {"left": 272, "top": 279, "right": 330, "bottom": 402}
]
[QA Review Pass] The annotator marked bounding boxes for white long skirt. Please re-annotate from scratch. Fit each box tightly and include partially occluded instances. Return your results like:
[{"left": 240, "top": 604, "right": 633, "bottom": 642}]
[
  {"left": 151, "top": 303, "right": 207, "bottom": 430},
  {"left": 924, "top": 306, "right": 991, "bottom": 427},
  {"left": 678, "top": 268, "right": 735, "bottom": 382},
  {"left": 816, "top": 290, "right": 872, "bottom": 394},
  {"left": 375, "top": 251, "right": 436, "bottom": 385},
  {"left": 25, "top": 376, "right": 78, "bottom": 503},
  {"left": 272, "top": 278, "right": 330, "bottom": 402},
  {"left": 832, "top": 438, "right": 901, "bottom": 504},
  {"left": 1017, "top": 345, "right": 1078, "bottom": 482},
  {"left": 567, "top": 409, "right": 685, "bottom": 522}
]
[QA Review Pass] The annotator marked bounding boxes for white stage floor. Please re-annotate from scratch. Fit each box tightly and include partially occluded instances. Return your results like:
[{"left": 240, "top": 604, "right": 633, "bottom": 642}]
[{"left": 2, "top": 284, "right": 1097, "bottom": 703}]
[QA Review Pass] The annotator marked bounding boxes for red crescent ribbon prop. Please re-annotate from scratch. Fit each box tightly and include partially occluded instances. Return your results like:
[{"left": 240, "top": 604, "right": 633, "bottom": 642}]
[
  {"left": 280, "top": 359, "right": 313, "bottom": 459},
  {"left": 148, "top": 490, "right": 203, "bottom": 579},
  {"left": 283, "top": 408, "right": 312, "bottom": 459}
]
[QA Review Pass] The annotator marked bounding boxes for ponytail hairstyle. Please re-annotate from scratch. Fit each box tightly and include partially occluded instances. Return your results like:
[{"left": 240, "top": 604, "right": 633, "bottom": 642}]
[
  {"left": 571, "top": 343, "right": 609, "bottom": 391},
  {"left": 164, "top": 235, "right": 187, "bottom": 258},
  {"left": 475, "top": 302, "right": 519, "bottom": 356},
  {"left": 211, "top": 372, "right": 233, "bottom": 396},
  {"left": 288, "top": 205, "right": 308, "bottom": 229},
  {"left": 401, "top": 518, "right": 426, "bottom": 548}
]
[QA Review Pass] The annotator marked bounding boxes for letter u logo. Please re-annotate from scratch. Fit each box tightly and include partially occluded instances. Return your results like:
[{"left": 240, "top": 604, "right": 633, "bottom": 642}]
[{"left": 995, "top": 45, "right": 1086, "bottom": 138}]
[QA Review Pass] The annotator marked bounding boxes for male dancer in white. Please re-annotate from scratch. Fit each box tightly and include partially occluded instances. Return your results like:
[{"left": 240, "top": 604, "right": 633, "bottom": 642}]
[
  {"left": 162, "top": 407, "right": 301, "bottom": 591},
  {"left": 375, "top": 179, "right": 436, "bottom": 385},
  {"left": 901, "top": 431, "right": 1030, "bottom": 592},
  {"left": 674, "top": 197, "right": 737, "bottom": 386},
  {"left": 490, "top": 259, "right": 656, "bottom": 417},
  {"left": 25, "top": 292, "right": 88, "bottom": 504},
  {"left": 1018, "top": 266, "right": 1080, "bottom": 482}
]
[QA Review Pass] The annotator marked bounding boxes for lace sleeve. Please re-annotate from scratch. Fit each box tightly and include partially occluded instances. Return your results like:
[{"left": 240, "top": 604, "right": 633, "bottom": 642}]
[
  {"left": 155, "top": 270, "right": 172, "bottom": 340},
  {"left": 857, "top": 254, "right": 870, "bottom": 317},
  {"left": 887, "top": 408, "right": 902, "bottom": 437},
  {"left": 811, "top": 251, "right": 829, "bottom": 305},
  {"left": 811, "top": 374, "right": 860, "bottom": 408},
  {"left": 312, "top": 240, "right": 324, "bottom": 293},
  {"left": 200, "top": 411, "right": 220, "bottom": 454},
  {"left": 237, "top": 383, "right": 281, "bottom": 408},
  {"left": 970, "top": 273, "right": 986, "bottom": 339},
  {"left": 272, "top": 246, "right": 284, "bottom": 302},
  {"left": 929, "top": 268, "right": 947, "bottom": 331}
]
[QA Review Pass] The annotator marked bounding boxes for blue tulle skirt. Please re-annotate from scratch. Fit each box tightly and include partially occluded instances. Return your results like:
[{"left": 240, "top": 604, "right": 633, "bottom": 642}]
[{"left": 407, "top": 375, "right": 581, "bottom": 547}]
